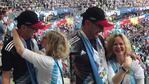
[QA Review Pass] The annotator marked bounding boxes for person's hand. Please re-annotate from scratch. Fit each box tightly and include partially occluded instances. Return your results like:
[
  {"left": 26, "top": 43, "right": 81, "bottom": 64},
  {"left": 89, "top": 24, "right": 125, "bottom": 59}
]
[
  {"left": 122, "top": 56, "right": 132, "bottom": 70},
  {"left": 0, "top": 41, "right": 3, "bottom": 49},
  {"left": 127, "top": 52, "right": 141, "bottom": 61},
  {"left": 12, "top": 27, "right": 17, "bottom": 32},
  {"left": 12, "top": 27, "right": 25, "bottom": 55}
]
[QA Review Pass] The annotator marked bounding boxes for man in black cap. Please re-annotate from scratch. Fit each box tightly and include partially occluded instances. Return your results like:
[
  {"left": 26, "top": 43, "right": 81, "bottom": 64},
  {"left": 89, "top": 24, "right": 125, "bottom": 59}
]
[
  {"left": 69, "top": 6, "right": 112, "bottom": 84},
  {"left": 1, "top": 10, "right": 46, "bottom": 84}
]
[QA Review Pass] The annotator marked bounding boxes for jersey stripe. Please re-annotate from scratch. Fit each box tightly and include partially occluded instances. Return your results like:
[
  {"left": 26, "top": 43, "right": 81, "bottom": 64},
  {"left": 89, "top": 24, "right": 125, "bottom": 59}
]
[{"left": 5, "top": 41, "right": 14, "bottom": 51}]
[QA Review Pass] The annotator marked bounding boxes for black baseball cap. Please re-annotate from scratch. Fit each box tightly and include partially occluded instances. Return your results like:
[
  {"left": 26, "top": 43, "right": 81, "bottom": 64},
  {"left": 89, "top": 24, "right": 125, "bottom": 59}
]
[
  {"left": 15, "top": 10, "right": 47, "bottom": 30},
  {"left": 81, "top": 6, "right": 112, "bottom": 27}
]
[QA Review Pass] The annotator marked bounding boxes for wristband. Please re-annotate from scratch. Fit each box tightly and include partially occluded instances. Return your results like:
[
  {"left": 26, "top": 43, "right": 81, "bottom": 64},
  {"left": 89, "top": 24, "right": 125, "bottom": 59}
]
[{"left": 121, "top": 66, "right": 128, "bottom": 72}]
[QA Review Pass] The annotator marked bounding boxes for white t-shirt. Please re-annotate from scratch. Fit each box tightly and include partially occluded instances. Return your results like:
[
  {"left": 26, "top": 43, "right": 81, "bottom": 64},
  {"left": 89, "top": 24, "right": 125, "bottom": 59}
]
[
  {"left": 22, "top": 49, "right": 63, "bottom": 84},
  {"left": 108, "top": 60, "right": 144, "bottom": 84}
]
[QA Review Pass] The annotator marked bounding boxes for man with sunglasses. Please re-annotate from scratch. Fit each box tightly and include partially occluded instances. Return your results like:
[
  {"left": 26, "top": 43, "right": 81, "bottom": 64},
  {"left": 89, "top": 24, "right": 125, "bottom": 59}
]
[
  {"left": 69, "top": 6, "right": 113, "bottom": 84},
  {"left": 1, "top": 10, "right": 46, "bottom": 84}
]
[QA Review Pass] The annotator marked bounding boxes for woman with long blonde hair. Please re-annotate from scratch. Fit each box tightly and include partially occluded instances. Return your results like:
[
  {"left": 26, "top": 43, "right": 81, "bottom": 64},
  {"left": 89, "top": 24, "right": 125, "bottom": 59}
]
[
  {"left": 12, "top": 28, "right": 70, "bottom": 84},
  {"left": 106, "top": 33, "right": 144, "bottom": 84}
]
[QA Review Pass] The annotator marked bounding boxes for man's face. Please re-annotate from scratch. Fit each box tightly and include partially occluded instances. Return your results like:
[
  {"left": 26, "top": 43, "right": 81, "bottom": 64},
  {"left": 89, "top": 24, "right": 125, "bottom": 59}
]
[
  {"left": 20, "top": 25, "right": 38, "bottom": 39},
  {"left": 89, "top": 21, "right": 104, "bottom": 39}
]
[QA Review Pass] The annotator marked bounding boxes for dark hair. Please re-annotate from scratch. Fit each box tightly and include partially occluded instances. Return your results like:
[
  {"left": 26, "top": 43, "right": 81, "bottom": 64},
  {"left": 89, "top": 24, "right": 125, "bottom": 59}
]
[{"left": 81, "top": 18, "right": 86, "bottom": 26}]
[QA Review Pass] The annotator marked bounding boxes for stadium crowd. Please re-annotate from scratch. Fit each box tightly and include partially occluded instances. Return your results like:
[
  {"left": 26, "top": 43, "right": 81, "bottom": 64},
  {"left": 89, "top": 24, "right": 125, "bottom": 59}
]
[{"left": 0, "top": 0, "right": 149, "bottom": 84}]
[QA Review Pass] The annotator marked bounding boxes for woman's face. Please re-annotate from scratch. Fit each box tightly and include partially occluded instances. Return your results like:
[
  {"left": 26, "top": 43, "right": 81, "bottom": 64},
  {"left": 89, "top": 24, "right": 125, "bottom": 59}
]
[
  {"left": 20, "top": 25, "right": 38, "bottom": 39},
  {"left": 112, "top": 36, "right": 126, "bottom": 56},
  {"left": 41, "top": 36, "right": 46, "bottom": 48}
]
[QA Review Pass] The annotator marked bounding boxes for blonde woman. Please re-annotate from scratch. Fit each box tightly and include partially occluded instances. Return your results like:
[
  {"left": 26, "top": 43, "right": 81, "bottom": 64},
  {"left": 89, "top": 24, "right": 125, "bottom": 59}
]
[
  {"left": 12, "top": 28, "right": 70, "bottom": 84},
  {"left": 106, "top": 33, "right": 144, "bottom": 84}
]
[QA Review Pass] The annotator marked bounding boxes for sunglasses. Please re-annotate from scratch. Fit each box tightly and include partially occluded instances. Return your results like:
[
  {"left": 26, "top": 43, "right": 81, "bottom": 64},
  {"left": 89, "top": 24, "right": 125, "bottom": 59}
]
[
  {"left": 25, "top": 24, "right": 38, "bottom": 31},
  {"left": 91, "top": 22, "right": 104, "bottom": 31}
]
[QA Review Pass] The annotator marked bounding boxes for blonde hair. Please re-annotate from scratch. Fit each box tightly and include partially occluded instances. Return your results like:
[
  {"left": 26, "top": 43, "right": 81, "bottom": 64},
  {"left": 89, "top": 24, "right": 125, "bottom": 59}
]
[
  {"left": 106, "top": 33, "right": 132, "bottom": 58},
  {"left": 45, "top": 31, "right": 70, "bottom": 59}
]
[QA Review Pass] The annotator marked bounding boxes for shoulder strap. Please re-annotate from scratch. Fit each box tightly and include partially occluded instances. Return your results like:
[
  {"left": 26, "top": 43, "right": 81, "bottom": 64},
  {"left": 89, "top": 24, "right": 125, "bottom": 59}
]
[
  {"left": 130, "top": 75, "right": 135, "bottom": 84},
  {"left": 110, "top": 61, "right": 118, "bottom": 73},
  {"left": 109, "top": 61, "right": 124, "bottom": 84},
  {"left": 26, "top": 61, "right": 38, "bottom": 84},
  {"left": 54, "top": 59, "right": 64, "bottom": 84}
]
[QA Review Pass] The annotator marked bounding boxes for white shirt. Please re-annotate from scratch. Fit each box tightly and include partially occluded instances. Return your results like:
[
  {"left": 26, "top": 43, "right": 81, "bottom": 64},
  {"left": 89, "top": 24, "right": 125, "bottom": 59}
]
[
  {"left": 108, "top": 60, "right": 144, "bottom": 84},
  {"left": 22, "top": 49, "right": 63, "bottom": 84}
]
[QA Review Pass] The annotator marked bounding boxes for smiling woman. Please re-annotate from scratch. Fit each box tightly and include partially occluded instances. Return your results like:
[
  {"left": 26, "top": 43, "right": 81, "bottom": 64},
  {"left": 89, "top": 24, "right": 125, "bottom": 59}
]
[{"left": 106, "top": 33, "right": 145, "bottom": 84}]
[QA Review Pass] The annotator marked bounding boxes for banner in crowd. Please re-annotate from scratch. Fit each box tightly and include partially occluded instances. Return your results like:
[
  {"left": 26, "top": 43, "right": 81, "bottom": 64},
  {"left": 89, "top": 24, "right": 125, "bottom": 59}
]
[
  {"left": 119, "top": 6, "right": 149, "bottom": 14},
  {"left": 130, "top": 17, "right": 139, "bottom": 25}
]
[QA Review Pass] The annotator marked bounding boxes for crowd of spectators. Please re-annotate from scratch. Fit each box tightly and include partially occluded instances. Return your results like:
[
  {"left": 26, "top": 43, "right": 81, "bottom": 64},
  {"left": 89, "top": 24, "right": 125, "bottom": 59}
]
[
  {"left": 0, "top": 0, "right": 149, "bottom": 83},
  {"left": 0, "top": 0, "right": 148, "bottom": 57},
  {"left": 1, "top": 0, "right": 149, "bottom": 11},
  {"left": 122, "top": 24, "right": 148, "bottom": 57}
]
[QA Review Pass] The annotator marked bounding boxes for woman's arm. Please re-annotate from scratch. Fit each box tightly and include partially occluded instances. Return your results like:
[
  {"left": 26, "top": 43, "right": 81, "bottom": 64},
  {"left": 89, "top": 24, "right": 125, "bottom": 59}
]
[
  {"left": 108, "top": 62, "right": 128, "bottom": 84},
  {"left": 112, "top": 56, "right": 132, "bottom": 84},
  {"left": 12, "top": 28, "right": 53, "bottom": 69},
  {"left": 12, "top": 28, "right": 25, "bottom": 55},
  {"left": 2, "top": 71, "right": 11, "bottom": 84},
  {"left": 112, "top": 69, "right": 127, "bottom": 84},
  {"left": 127, "top": 52, "right": 141, "bottom": 61}
]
